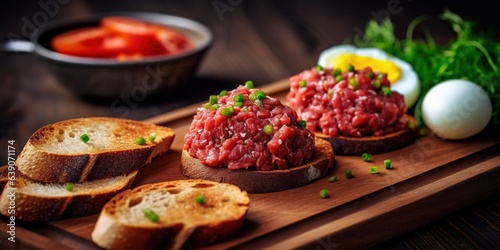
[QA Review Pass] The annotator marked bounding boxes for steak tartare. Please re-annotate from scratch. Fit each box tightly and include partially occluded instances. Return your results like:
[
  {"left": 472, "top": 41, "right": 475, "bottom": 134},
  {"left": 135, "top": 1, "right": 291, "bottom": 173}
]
[
  {"left": 287, "top": 66, "right": 407, "bottom": 137},
  {"left": 184, "top": 82, "right": 315, "bottom": 171}
]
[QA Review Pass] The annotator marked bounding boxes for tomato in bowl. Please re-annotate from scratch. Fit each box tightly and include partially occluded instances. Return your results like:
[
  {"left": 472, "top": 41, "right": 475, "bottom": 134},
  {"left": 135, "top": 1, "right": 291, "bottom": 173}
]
[
  {"left": 27, "top": 12, "right": 212, "bottom": 99},
  {"left": 51, "top": 16, "right": 193, "bottom": 59}
]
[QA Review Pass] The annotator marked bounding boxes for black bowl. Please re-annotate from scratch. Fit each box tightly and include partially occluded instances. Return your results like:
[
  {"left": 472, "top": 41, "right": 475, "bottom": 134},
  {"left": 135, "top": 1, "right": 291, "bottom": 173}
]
[{"left": 28, "top": 12, "right": 213, "bottom": 99}]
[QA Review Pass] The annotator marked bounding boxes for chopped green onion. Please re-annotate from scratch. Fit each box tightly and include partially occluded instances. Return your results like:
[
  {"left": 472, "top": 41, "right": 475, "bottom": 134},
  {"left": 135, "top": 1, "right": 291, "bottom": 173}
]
[
  {"left": 372, "top": 79, "right": 381, "bottom": 89},
  {"left": 263, "top": 124, "right": 274, "bottom": 135},
  {"left": 328, "top": 176, "right": 338, "bottom": 183},
  {"left": 234, "top": 94, "right": 245, "bottom": 102},
  {"left": 333, "top": 68, "right": 342, "bottom": 77},
  {"left": 316, "top": 64, "right": 324, "bottom": 71},
  {"left": 335, "top": 75, "right": 343, "bottom": 82},
  {"left": 80, "top": 134, "right": 90, "bottom": 143},
  {"left": 195, "top": 195, "right": 205, "bottom": 204},
  {"left": 245, "top": 80, "right": 254, "bottom": 89},
  {"left": 384, "top": 159, "right": 392, "bottom": 169},
  {"left": 297, "top": 120, "right": 307, "bottom": 128},
  {"left": 143, "top": 208, "right": 159, "bottom": 222},
  {"left": 249, "top": 90, "right": 266, "bottom": 102},
  {"left": 219, "top": 90, "right": 228, "bottom": 97},
  {"left": 377, "top": 73, "right": 387, "bottom": 79},
  {"left": 299, "top": 80, "right": 307, "bottom": 88},
  {"left": 65, "top": 182, "right": 74, "bottom": 192},
  {"left": 347, "top": 64, "right": 354, "bottom": 72},
  {"left": 366, "top": 72, "right": 374, "bottom": 79},
  {"left": 209, "top": 95, "right": 218, "bottom": 105},
  {"left": 254, "top": 90, "right": 266, "bottom": 100},
  {"left": 362, "top": 153, "right": 372, "bottom": 162},
  {"left": 136, "top": 136, "right": 146, "bottom": 145},
  {"left": 348, "top": 78, "right": 358, "bottom": 88},
  {"left": 345, "top": 169, "right": 353, "bottom": 179},
  {"left": 149, "top": 133, "right": 156, "bottom": 142},
  {"left": 382, "top": 86, "right": 392, "bottom": 96},
  {"left": 319, "top": 189, "right": 329, "bottom": 199},
  {"left": 369, "top": 166, "right": 379, "bottom": 174},
  {"left": 234, "top": 101, "right": 243, "bottom": 107},
  {"left": 204, "top": 103, "right": 218, "bottom": 110},
  {"left": 220, "top": 106, "right": 235, "bottom": 116}
]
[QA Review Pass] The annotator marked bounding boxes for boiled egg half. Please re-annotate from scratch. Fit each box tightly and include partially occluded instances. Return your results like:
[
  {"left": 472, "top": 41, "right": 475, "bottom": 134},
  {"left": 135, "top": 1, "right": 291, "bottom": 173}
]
[{"left": 318, "top": 45, "right": 420, "bottom": 108}]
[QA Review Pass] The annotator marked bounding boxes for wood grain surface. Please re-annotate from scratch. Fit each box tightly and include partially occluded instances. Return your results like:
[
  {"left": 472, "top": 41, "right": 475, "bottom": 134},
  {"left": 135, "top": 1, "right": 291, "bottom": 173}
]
[
  {"left": 1, "top": 1, "right": 499, "bottom": 249},
  {"left": 1, "top": 80, "right": 498, "bottom": 249}
]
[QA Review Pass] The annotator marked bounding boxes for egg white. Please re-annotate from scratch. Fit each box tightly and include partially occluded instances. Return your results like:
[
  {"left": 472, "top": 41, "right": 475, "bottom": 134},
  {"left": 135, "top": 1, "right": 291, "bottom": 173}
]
[
  {"left": 421, "top": 79, "right": 492, "bottom": 140},
  {"left": 318, "top": 45, "right": 420, "bottom": 108}
]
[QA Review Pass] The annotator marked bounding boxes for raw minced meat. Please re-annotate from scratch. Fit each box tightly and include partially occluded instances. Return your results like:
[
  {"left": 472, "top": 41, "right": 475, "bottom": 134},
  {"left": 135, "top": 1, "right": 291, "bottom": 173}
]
[
  {"left": 184, "top": 85, "right": 314, "bottom": 171},
  {"left": 287, "top": 66, "right": 407, "bottom": 137}
]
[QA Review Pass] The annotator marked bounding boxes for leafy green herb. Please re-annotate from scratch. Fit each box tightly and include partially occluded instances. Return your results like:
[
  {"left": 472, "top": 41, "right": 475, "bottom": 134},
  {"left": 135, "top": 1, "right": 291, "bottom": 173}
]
[{"left": 353, "top": 9, "right": 500, "bottom": 126}]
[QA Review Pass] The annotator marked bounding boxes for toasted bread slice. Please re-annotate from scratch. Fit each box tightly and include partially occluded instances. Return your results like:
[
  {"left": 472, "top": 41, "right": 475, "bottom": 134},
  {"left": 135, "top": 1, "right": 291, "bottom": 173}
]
[
  {"left": 0, "top": 171, "right": 137, "bottom": 222},
  {"left": 91, "top": 179, "right": 250, "bottom": 250},
  {"left": 181, "top": 138, "right": 334, "bottom": 193},
  {"left": 317, "top": 115, "right": 418, "bottom": 155},
  {"left": 16, "top": 117, "right": 175, "bottom": 184}
]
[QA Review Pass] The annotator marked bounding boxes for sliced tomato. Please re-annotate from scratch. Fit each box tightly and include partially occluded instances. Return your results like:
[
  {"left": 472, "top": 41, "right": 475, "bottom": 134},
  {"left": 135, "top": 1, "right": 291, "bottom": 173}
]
[
  {"left": 101, "top": 16, "right": 191, "bottom": 55},
  {"left": 51, "top": 27, "right": 133, "bottom": 58}
]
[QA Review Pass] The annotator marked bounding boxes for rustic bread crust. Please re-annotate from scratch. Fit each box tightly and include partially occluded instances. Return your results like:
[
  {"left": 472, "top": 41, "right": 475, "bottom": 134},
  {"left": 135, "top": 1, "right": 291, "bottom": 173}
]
[
  {"left": 181, "top": 138, "right": 334, "bottom": 193},
  {"left": 316, "top": 115, "right": 419, "bottom": 155},
  {"left": 16, "top": 117, "right": 175, "bottom": 184},
  {"left": 0, "top": 171, "right": 137, "bottom": 222},
  {"left": 91, "top": 179, "right": 250, "bottom": 250}
]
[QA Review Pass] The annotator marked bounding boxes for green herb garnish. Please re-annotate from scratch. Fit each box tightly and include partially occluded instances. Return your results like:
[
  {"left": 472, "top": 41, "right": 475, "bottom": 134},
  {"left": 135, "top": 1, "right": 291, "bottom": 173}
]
[
  {"left": 353, "top": 9, "right": 500, "bottom": 126},
  {"left": 80, "top": 134, "right": 90, "bottom": 143},
  {"left": 234, "top": 94, "right": 245, "bottom": 102},
  {"left": 333, "top": 68, "right": 342, "bottom": 77},
  {"left": 195, "top": 195, "right": 205, "bottom": 204},
  {"left": 136, "top": 136, "right": 146, "bottom": 145},
  {"left": 149, "top": 133, "right": 156, "bottom": 142},
  {"left": 209, "top": 95, "right": 218, "bottom": 105},
  {"left": 219, "top": 89, "right": 228, "bottom": 97},
  {"left": 347, "top": 64, "right": 354, "bottom": 72},
  {"left": 345, "top": 169, "right": 353, "bottom": 179},
  {"left": 297, "top": 120, "right": 307, "bottom": 128},
  {"left": 384, "top": 159, "right": 392, "bottom": 169},
  {"left": 299, "top": 80, "right": 307, "bottom": 88},
  {"left": 381, "top": 86, "right": 392, "bottom": 96},
  {"left": 362, "top": 153, "right": 372, "bottom": 162},
  {"left": 245, "top": 80, "right": 254, "bottom": 89},
  {"left": 220, "top": 106, "right": 235, "bottom": 116},
  {"left": 369, "top": 166, "right": 379, "bottom": 174},
  {"left": 319, "top": 189, "right": 329, "bottom": 199},
  {"left": 263, "top": 124, "right": 274, "bottom": 135},
  {"left": 143, "top": 208, "right": 159, "bottom": 222},
  {"left": 316, "top": 64, "right": 324, "bottom": 71},
  {"left": 65, "top": 182, "right": 74, "bottom": 192},
  {"left": 328, "top": 176, "right": 338, "bottom": 183}
]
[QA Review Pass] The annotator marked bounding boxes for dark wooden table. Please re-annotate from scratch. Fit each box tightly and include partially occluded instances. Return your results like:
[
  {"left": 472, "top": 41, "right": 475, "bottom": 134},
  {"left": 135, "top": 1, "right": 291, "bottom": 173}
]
[{"left": 1, "top": 0, "right": 499, "bottom": 249}]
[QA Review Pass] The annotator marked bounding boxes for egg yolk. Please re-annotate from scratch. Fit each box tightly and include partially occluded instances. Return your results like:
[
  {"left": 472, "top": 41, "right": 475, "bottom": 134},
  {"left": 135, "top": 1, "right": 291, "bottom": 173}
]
[{"left": 332, "top": 53, "right": 401, "bottom": 84}]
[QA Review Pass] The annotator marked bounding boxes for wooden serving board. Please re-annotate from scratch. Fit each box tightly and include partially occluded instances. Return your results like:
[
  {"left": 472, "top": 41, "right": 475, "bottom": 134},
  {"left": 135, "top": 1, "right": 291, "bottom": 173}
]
[{"left": 1, "top": 79, "right": 499, "bottom": 249}]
